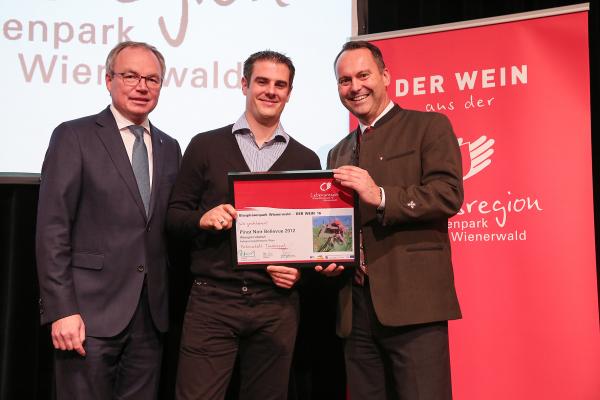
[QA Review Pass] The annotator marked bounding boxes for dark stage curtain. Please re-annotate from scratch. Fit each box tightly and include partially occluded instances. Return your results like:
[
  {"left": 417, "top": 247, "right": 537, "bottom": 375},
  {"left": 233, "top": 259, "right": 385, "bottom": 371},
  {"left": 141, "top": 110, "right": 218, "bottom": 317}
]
[
  {"left": 0, "top": 179, "right": 53, "bottom": 399},
  {"left": 364, "top": 0, "right": 588, "bottom": 33}
]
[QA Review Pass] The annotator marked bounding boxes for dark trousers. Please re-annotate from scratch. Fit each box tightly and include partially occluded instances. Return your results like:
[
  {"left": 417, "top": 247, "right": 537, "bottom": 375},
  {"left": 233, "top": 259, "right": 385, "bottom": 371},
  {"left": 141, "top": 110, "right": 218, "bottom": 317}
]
[
  {"left": 345, "top": 281, "right": 453, "bottom": 400},
  {"left": 54, "top": 283, "right": 164, "bottom": 400},
  {"left": 176, "top": 280, "right": 299, "bottom": 400}
]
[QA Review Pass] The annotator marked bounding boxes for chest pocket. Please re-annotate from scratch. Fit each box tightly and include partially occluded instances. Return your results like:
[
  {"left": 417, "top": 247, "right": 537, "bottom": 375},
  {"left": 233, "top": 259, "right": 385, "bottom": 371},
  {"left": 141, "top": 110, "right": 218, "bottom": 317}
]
[
  {"left": 367, "top": 149, "right": 417, "bottom": 185},
  {"left": 384, "top": 149, "right": 414, "bottom": 161}
]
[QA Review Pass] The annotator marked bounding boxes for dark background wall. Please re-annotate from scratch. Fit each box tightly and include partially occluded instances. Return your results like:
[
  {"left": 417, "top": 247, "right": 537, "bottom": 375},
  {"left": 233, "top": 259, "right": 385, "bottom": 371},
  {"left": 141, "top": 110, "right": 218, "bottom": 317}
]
[
  {"left": 360, "top": 0, "right": 592, "bottom": 33},
  {"left": 0, "top": 1, "right": 597, "bottom": 399}
]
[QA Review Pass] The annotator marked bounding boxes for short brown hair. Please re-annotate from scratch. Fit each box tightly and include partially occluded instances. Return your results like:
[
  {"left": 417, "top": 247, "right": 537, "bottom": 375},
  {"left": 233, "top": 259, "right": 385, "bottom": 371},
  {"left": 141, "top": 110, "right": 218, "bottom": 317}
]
[
  {"left": 334, "top": 40, "right": 386, "bottom": 72},
  {"left": 243, "top": 50, "right": 295, "bottom": 87}
]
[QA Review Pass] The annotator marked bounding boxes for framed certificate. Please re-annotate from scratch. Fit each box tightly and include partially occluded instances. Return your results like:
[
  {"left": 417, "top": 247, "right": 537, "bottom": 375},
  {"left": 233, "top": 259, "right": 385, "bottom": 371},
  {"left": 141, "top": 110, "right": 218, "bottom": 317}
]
[{"left": 228, "top": 170, "right": 358, "bottom": 269}]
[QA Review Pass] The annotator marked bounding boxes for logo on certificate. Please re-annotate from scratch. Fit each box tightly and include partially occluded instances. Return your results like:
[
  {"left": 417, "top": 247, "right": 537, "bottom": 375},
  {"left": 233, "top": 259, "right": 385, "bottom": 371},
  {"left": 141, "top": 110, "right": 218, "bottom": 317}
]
[
  {"left": 320, "top": 182, "right": 332, "bottom": 191},
  {"left": 311, "top": 180, "right": 339, "bottom": 202}
]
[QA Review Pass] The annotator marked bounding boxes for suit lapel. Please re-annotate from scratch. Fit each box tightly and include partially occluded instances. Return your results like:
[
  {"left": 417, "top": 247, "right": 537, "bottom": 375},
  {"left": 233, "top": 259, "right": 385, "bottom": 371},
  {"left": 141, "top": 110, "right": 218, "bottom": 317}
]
[
  {"left": 343, "top": 130, "right": 360, "bottom": 167},
  {"left": 147, "top": 124, "right": 164, "bottom": 223},
  {"left": 94, "top": 107, "right": 148, "bottom": 221}
]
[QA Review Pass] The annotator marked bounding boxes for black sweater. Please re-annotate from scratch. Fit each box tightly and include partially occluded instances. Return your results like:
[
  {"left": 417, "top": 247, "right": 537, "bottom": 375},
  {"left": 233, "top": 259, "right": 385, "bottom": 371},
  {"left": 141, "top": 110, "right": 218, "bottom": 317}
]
[{"left": 167, "top": 124, "right": 321, "bottom": 292}]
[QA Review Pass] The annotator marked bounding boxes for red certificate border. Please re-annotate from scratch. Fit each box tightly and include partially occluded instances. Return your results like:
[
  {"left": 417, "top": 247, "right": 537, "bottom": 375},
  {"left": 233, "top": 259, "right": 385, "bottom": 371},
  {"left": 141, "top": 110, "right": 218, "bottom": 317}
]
[{"left": 228, "top": 170, "right": 359, "bottom": 269}]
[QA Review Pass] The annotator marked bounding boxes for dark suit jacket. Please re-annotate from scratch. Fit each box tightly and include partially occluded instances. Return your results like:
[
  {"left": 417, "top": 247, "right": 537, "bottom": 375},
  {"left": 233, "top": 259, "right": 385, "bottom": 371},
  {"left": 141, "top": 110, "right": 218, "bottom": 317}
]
[
  {"left": 36, "top": 106, "right": 181, "bottom": 337},
  {"left": 327, "top": 104, "right": 463, "bottom": 337}
]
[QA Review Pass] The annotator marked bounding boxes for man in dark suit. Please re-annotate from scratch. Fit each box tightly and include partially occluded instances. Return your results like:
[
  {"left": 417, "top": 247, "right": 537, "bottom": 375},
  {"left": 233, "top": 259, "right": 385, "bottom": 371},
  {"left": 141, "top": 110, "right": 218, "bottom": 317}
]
[
  {"left": 316, "top": 41, "right": 464, "bottom": 400},
  {"left": 36, "top": 41, "right": 181, "bottom": 400}
]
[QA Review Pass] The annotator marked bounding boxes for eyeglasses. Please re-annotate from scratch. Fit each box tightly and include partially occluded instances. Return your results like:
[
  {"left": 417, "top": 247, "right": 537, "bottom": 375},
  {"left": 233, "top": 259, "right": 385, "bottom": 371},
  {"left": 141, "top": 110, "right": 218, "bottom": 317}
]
[{"left": 112, "top": 72, "right": 162, "bottom": 89}]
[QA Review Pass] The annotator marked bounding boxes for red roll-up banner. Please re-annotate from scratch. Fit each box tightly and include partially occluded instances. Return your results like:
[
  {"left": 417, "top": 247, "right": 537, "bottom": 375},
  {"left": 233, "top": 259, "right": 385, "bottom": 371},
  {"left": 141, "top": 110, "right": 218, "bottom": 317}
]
[{"left": 363, "top": 6, "right": 599, "bottom": 399}]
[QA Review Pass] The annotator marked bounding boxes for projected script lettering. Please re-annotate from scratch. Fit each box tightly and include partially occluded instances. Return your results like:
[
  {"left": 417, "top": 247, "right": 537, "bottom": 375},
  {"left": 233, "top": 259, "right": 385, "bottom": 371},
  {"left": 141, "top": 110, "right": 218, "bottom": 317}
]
[{"left": 118, "top": 0, "right": 290, "bottom": 47}]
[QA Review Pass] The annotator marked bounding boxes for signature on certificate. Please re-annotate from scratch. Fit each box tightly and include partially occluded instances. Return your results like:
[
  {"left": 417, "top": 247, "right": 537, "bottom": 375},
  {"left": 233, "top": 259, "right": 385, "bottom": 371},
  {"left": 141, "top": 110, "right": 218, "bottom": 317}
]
[{"left": 238, "top": 249, "right": 256, "bottom": 258}]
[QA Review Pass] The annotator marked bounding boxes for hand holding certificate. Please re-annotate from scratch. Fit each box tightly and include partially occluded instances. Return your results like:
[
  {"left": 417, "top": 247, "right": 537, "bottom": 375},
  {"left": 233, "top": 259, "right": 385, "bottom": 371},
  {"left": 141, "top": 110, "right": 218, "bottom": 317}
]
[
  {"left": 199, "top": 204, "right": 237, "bottom": 231},
  {"left": 228, "top": 170, "right": 358, "bottom": 269}
]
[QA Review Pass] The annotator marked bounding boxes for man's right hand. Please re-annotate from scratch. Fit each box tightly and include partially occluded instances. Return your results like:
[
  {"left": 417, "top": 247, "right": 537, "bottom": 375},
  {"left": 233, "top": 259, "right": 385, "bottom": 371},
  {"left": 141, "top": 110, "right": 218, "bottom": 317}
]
[
  {"left": 199, "top": 204, "right": 237, "bottom": 231},
  {"left": 51, "top": 314, "right": 86, "bottom": 356}
]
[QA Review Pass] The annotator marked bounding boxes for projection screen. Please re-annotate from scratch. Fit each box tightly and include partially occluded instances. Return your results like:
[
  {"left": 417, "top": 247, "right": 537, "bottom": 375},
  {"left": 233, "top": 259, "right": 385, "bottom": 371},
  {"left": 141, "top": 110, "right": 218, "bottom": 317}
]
[{"left": 1, "top": 0, "right": 353, "bottom": 173}]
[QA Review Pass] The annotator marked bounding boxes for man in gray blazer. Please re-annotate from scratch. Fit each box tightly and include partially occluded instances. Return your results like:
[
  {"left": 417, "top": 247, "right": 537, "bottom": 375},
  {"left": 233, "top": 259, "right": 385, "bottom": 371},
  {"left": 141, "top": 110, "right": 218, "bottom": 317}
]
[
  {"left": 317, "top": 41, "right": 464, "bottom": 400},
  {"left": 36, "top": 41, "right": 181, "bottom": 400}
]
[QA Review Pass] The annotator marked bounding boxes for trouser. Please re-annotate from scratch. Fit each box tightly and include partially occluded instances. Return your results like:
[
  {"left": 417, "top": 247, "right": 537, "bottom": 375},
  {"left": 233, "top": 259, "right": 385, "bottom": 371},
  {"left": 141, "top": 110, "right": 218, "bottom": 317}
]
[
  {"left": 54, "top": 282, "right": 163, "bottom": 400},
  {"left": 175, "top": 280, "right": 299, "bottom": 400},
  {"left": 345, "top": 281, "right": 453, "bottom": 400}
]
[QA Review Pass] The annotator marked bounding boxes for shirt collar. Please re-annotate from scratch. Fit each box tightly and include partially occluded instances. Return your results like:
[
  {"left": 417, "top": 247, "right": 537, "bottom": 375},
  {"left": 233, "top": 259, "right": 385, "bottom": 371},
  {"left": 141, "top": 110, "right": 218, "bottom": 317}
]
[
  {"left": 358, "top": 100, "right": 394, "bottom": 134},
  {"left": 232, "top": 113, "right": 289, "bottom": 143},
  {"left": 110, "top": 104, "right": 151, "bottom": 134}
]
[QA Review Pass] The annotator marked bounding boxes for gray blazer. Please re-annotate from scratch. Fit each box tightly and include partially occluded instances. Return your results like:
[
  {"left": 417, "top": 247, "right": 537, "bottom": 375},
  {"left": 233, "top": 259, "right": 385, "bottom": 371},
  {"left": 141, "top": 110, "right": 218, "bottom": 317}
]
[{"left": 36, "top": 106, "right": 181, "bottom": 337}]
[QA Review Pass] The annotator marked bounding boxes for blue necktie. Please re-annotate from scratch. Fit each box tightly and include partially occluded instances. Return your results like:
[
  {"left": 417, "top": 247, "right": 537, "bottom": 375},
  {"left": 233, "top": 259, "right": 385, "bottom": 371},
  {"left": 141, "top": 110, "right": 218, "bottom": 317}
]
[{"left": 129, "top": 125, "right": 150, "bottom": 215}]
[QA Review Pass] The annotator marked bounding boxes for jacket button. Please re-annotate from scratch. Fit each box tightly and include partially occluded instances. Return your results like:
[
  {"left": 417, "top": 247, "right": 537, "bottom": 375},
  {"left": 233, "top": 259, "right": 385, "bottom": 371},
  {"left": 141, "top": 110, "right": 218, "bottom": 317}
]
[{"left": 137, "top": 265, "right": 145, "bottom": 272}]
